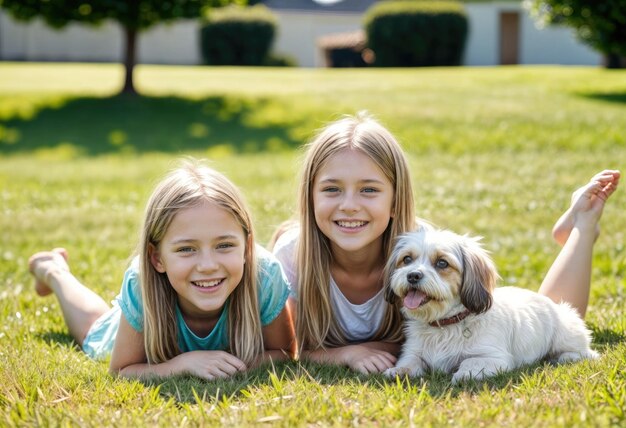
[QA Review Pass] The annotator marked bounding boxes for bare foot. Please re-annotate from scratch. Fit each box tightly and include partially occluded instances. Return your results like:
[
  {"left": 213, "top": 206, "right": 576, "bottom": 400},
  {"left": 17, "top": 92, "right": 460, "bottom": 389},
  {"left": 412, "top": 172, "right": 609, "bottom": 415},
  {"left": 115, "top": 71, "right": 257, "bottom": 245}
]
[
  {"left": 552, "top": 170, "right": 620, "bottom": 246},
  {"left": 28, "top": 248, "right": 70, "bottom": 296}
]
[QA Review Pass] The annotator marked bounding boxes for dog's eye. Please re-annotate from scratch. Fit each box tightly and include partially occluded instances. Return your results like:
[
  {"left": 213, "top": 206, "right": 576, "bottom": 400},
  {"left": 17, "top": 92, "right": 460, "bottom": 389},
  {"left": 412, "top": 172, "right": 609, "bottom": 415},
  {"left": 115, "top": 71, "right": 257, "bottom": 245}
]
[
  {"left": 435, "top": 259, "right": 449, "bottom": 269},
  {"left": 402, "top": 255, "right": 413, "bottom": 265}
]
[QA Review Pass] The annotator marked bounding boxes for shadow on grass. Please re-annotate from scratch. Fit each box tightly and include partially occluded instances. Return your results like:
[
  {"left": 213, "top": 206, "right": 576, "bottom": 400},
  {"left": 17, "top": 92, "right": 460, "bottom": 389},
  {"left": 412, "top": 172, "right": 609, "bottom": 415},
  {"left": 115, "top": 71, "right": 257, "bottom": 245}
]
[
  {"left": 369, "top": 361, "right": 563, "bottom": 398},
  {"left": 588, "top": 323, "right": 626, "bottom": 346},
  {"left": 577, "top": 91, "right": 626, "bottom": 105},
  {"left": 143, "top": 360, "right": 354, "bottom": 403},
  {"left": 145, "top": 359, "right": 562, "bottom": 404},
  {"left": 38, "top": 331, "right": 75, "bottom": 347},
  {"left": 34, "top": 325, "right": 624, "bottom": 404},
  {"left": 0, "top": 94, "right": 304, "bottom": 155}
]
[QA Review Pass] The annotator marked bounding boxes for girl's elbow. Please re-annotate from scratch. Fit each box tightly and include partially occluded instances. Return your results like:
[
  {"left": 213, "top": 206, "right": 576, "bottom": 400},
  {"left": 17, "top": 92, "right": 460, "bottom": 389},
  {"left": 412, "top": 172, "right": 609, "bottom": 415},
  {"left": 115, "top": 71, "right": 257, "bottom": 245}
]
[
  {"left": 108, "top": 367, "right": 122, "bottom": 377},
  {"left": 108, "top": 358, "right": 136, "bottom": 377},
  {"left": 108, "top": 362, "right": 125, "bottom": 377}
]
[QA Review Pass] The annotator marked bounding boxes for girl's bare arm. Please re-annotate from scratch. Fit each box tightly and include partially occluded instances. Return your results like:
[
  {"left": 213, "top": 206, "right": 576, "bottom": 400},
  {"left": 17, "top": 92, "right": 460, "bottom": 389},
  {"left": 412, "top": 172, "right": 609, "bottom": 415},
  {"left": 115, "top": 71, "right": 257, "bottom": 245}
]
[
  {"left": 109, "top": 315, "right": 246, "bottom": 380},
  {"left": 255, "top": 298, "right": 297, "bottom": 366}
]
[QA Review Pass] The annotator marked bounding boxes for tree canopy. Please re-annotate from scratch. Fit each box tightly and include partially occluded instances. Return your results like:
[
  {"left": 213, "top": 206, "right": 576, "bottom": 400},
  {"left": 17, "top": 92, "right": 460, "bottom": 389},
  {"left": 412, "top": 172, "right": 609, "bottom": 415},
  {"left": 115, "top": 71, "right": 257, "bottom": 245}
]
[
  {"left": 526, "top": 0, "right": 626, "bottom": 68},
  {"left": 0, "top": 0, "right": 247, "bottom": 93}
]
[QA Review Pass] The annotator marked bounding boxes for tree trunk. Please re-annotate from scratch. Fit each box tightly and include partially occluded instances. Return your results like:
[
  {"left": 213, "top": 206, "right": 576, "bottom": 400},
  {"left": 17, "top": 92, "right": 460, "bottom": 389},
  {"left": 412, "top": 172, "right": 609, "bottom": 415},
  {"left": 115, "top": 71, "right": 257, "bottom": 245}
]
[
  {"left": 605, "top": 53, "right": 625, "bottom": 69},
  {"left": 122, "top": 26, "right": 137, "bottom": 95}
]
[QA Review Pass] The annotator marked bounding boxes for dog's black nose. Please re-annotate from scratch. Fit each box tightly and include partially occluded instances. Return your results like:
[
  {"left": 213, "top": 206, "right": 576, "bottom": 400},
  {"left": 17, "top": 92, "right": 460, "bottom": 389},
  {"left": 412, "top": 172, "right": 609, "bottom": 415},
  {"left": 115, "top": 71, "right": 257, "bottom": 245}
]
[{"left": 407, "top": 271, "right": 423, "bottom": 284}]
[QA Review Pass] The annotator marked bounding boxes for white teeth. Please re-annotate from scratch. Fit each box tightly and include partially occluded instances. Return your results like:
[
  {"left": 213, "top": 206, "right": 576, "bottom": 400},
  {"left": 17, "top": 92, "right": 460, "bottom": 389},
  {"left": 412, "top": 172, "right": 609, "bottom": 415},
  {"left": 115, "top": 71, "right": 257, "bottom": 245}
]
[
  {"left": 337, "top": 221, "right": 366, "bottom": 228},
  {"left": 193, "top": 280, "right": 221, "bottom": 288}
]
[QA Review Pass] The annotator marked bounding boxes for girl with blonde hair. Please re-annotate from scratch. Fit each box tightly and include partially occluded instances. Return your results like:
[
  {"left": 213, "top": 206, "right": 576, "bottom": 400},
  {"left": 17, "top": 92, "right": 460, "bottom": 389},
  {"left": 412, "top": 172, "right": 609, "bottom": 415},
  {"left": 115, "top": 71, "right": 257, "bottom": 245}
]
[
  {"left": 273, "top": 112, "right": 419, "bottom": 373},
  {"left": 29, "top": 161, "right": 295, "bottom": 379},
  {"left": 272, "top": 112, "right": 619, "bottom": 374}
]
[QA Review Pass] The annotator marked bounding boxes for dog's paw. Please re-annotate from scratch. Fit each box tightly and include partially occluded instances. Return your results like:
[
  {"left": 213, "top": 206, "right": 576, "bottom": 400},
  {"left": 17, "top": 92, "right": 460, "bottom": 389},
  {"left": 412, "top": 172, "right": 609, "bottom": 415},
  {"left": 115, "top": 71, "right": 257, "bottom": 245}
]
[
  {"left": 384, "top": 366, "right": 420, "bottom": 378},
  {"left": 556, "top": 349, "right": 599, "bottom": 363},
  {"left": 383, "top": 367, "right": 406, "bottom": 378},
  {"left": 588, "top": 349, "right": 600, "bottom": 360},
  {"left": 451, "top": 368, "right": 488, "bottom": 384}
]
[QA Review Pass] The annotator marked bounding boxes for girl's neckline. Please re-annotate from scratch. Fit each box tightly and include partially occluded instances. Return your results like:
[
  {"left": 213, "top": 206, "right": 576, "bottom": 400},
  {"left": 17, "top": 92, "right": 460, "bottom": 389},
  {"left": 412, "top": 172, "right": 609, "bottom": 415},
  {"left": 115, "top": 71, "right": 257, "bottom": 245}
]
[
  {"left": 330, "top": 275, "right": 384, "bottom": 307},
  {"left": 329, "top": 239, "right": 385, "bottom": 277},
  {"left": 177, "top": 303, "right": 224, "bottom": 338},
  {"left": 330, "top": 264, "right": 384, "bottom": 305}
]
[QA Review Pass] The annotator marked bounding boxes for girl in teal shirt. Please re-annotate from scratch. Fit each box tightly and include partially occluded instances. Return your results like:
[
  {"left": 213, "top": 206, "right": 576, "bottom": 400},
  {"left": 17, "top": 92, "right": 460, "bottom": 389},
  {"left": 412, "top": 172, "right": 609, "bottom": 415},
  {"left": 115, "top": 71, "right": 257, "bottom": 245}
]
[{"left": 28, "top": 160, "right": 296, "bottom": 380}]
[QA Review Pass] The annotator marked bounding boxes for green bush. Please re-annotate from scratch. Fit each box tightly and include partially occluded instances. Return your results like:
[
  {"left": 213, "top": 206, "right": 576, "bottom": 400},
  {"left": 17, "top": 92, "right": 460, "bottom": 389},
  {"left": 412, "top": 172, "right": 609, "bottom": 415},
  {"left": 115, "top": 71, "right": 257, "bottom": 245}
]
[
  {"left": 200, "top": 5, "right": 277, "bottom": 66},
  {"left": 364, "top": 1, "right": 468, "bottom": 67}
]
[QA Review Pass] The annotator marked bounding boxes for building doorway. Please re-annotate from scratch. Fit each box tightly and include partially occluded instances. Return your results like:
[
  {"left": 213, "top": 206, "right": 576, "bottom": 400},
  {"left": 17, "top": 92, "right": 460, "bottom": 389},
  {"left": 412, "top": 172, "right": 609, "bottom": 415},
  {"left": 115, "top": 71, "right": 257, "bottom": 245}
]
[{"left": 499, "top": 11, "right": 520, "bottom": 65}]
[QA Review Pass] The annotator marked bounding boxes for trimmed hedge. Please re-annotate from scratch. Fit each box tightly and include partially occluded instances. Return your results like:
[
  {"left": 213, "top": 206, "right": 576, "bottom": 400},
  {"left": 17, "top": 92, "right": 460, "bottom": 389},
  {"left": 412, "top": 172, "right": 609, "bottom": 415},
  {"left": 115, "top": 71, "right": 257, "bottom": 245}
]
[
  {"left": 200, "top": 5, "right": 276, "bottom": 66},
  {"left": 364, "top": 1, "right": 468, "bottom": 67}
]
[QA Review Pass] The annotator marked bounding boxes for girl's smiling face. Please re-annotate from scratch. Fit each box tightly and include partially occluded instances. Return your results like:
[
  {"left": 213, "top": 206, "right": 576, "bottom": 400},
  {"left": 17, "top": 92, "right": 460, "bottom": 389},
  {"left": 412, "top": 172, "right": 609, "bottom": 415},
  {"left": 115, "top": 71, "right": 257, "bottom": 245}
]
[
  {"left": 150, "top": 201, "right": 246, "bottom": 323},
  {"left": 312, "top": 148, "right": 394, "bottom": 258}
]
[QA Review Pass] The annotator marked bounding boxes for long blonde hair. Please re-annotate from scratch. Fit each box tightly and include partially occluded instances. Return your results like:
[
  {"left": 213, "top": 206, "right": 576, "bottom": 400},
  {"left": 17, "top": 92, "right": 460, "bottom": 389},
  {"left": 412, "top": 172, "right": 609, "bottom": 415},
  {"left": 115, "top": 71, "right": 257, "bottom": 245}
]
[
  {"left": 297, "top": 113, "right": 416, "bottom": 350},
  {"left": 139, "top": 160, "right": 262, "bottom": 365}
]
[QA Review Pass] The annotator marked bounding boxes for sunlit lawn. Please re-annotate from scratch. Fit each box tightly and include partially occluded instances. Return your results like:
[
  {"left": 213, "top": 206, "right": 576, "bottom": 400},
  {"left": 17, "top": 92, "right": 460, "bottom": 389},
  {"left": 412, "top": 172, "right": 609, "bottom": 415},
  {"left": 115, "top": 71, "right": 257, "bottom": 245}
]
[{"left": 1, "top": 63, "right": 625, "bottom": 426}]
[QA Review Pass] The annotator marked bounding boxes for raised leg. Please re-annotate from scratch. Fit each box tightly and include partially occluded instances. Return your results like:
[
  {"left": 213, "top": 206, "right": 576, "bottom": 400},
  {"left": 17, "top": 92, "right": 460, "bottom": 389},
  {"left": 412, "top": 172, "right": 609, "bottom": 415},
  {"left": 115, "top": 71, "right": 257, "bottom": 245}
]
[
  {"left": 552, "top": 170, "right": 619, "bottom": 246},
  {"left": 29, "top": 248, "right": 110, "bottom": 345},
  {"left": 539, "top": 170, "right": 620, "bottom": 318}
]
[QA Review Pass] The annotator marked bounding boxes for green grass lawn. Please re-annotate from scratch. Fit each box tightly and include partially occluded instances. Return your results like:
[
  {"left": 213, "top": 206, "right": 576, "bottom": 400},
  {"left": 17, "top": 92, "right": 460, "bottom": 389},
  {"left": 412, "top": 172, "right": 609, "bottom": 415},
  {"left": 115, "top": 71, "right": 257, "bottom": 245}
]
[{"left": 1, "top": 63, "right": 625, "bottom": 426}]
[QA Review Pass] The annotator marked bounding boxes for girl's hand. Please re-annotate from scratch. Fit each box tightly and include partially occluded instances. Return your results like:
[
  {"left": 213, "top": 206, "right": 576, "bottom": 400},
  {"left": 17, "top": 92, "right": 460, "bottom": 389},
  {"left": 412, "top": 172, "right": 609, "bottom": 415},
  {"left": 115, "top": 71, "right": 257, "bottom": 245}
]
[
  {"left": 303, "top": 344, "right": 397, "bottom": 374},
  {"left": 166, "top": 350, "right": 247, "bottom": 380},
  {"left": 337, "top": 345, "right": 397, "bottom": 374}
]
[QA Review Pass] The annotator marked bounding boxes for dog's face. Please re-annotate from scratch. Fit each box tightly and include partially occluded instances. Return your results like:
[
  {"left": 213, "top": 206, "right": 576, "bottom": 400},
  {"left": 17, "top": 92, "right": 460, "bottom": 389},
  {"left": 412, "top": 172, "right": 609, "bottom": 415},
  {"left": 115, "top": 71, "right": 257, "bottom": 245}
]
[{"left": 384, "top": 228, "right": 497, "bottom": 322}]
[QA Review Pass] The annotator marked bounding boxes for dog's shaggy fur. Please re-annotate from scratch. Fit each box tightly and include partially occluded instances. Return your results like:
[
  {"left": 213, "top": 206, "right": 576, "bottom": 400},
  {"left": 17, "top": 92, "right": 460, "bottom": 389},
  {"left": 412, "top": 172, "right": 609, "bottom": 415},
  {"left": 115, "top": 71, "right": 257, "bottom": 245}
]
[{"left": 383, "top": 227, "right": 598, "bottom": 383}]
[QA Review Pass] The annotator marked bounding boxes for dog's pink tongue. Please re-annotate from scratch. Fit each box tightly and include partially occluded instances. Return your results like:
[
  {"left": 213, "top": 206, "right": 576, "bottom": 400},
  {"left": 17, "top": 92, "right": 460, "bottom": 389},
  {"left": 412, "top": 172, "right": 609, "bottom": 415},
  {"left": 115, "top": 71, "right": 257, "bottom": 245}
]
[{"left": 404, "top": 290, "right": 427, "bottom": 309}]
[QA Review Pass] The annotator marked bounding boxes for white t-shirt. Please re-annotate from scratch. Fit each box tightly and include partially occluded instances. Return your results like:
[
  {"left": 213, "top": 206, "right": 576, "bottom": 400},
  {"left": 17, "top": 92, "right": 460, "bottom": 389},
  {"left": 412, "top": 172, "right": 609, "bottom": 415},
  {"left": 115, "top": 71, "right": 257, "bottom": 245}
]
[{"left": 272, "top": 227, "right": 385, "bottom": 342}]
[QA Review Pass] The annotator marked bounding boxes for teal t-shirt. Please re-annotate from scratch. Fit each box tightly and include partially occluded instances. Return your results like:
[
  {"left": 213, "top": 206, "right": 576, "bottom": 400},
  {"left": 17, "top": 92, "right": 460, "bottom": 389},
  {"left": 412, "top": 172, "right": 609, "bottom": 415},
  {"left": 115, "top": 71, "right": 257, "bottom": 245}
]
[{"left": 82, "top": 245, "right": 290, "bottom": 360}]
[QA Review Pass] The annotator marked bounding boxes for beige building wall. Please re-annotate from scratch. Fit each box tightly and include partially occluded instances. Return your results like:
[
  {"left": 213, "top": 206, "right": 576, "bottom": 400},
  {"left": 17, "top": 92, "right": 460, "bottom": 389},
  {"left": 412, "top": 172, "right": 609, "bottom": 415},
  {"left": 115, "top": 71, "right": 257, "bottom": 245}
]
[
  {"left": 0, "top": 13, "right": 201, "bottom": 64},
  {"left": 0, "top": 3, "right": 601, "bottom": 67},
  {"left": 463, "top": 2, "right": 600, "bottom": 66},
  {"left": 271, "top": 11, "right": 364, "bottom": 67}
]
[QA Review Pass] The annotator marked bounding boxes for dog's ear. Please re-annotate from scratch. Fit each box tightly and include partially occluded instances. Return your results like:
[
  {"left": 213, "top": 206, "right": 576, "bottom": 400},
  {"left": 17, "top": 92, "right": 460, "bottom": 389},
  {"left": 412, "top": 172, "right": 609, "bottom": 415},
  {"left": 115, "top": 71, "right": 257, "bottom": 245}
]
[{"left": 459, "top": 236, "right": 498, "bottom": 314}]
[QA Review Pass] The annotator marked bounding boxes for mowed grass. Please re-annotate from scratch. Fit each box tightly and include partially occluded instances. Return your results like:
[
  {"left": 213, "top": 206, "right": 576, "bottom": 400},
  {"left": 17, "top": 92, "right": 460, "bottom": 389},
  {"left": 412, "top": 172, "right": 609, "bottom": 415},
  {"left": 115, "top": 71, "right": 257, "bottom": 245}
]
[{"left": 1, "top": 63, "right": 625, "bottom": 427}]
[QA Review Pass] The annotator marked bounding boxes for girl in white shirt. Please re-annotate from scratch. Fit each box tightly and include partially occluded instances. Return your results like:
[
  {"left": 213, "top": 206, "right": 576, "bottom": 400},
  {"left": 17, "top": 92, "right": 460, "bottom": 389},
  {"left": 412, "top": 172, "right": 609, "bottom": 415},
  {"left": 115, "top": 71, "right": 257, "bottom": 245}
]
[{"left": 272, "top": 112, "right": 619, "bottom": 374}]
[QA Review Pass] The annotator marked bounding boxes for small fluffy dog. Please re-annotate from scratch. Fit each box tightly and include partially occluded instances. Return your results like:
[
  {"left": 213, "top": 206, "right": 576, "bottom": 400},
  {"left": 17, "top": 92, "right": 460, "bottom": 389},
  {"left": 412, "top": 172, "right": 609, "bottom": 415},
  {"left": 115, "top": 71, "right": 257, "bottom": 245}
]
[{"left": 383, "top": 227, "right": 598, "bottom": 383}]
